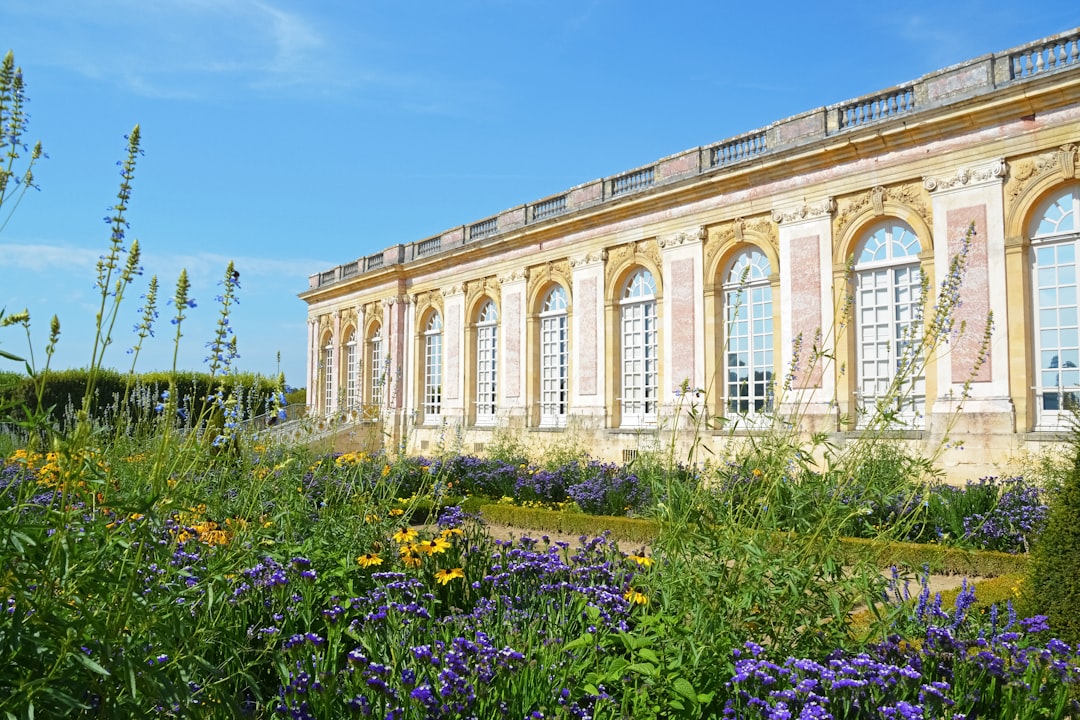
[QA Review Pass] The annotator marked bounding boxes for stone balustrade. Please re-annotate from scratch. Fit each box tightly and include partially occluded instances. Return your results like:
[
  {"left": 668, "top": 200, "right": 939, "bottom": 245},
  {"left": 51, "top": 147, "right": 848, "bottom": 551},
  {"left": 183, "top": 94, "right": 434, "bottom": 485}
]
[{"left": 307, "top": 28, "right": 1080, "bottom": 291}]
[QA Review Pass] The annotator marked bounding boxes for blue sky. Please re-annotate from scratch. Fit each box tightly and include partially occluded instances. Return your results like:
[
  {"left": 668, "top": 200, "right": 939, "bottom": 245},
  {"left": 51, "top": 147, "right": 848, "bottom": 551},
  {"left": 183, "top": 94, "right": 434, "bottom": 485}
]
[{"left": 0, "top": 1, "right": 1075, "bottom": 388}]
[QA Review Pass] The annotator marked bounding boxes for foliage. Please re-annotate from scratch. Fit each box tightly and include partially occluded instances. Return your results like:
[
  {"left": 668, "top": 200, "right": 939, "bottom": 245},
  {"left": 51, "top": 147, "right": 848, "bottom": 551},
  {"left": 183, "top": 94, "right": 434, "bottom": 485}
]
[{"left": 1025, "top": 415, "right": 1080, "bottom": 646}]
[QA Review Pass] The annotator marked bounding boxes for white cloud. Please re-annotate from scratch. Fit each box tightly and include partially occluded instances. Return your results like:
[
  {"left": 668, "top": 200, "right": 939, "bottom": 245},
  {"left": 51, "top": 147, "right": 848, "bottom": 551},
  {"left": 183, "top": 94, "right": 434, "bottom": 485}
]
[{"left": 0, "top": 243, "right": 101, "bottom": 271}]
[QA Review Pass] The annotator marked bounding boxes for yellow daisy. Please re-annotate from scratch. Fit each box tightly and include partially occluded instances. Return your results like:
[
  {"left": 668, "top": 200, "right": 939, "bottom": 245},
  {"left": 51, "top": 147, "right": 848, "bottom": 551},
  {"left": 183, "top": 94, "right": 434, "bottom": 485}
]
[
  {"left": 393, "top": 527, "right": 418, "bottom": 544},
  {"left": 623, "top": 588, "right": 649, "bottom": 605},
  {"left": 434, "top": 568, "right": 465, "bottom": 585},
  {"left": 627, "top": 554, "right": 653, "bottom": 568},
  {"left": 356, "top": 553, "right": 383, "bottom": 568}
]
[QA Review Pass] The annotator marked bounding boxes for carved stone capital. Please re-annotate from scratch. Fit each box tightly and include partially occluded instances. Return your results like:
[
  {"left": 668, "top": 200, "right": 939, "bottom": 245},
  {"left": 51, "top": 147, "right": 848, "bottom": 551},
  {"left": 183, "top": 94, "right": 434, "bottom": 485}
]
[
  {"left": 569, "top": 250, "right": 607, "bottom": 268},
  {"left": 923, "top": 159, "right": 1006, "bottom": 193},
  {"left": 772, "top": 197, "right": 836, "bottom": 224},
  {"left": 1006, "top": 143, "right": 1079, "bottom": 210},
  {"left": 658, "top": 225, "right": 706, "bottom": 248},
  {"left": 497, "top": 267, "right": 529, "bottom": 284}
]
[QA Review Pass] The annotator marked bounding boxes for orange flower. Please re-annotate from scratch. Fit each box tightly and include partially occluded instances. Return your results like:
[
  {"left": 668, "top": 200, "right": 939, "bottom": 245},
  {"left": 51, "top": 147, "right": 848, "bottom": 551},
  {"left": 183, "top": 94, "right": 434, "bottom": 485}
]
[
  {"left": 434, "top": 568, "right": 465, "bottom": 585},
  {"left": 356, "top": 553, "right": 383, "bottom": 568}
]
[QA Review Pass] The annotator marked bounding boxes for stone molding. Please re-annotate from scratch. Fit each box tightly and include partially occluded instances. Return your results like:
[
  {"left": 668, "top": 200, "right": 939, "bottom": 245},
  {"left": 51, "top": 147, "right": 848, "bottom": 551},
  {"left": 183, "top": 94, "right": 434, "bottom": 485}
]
[
  {"left": 497, "top": 267, "right": 529, "bottom": 284},
  {"left": 704, "top": 215, "right": 777, "bottom": 273},
  {"left": 833, "top": 181, "right": 931, "bottom": 241},
  {"left": 923, "top": 159, "right": 1006, "bottom": 193},
  {"left": 1006, "top": 143, "right": 1079, "bottom": 210},
  {"left": 771, "top": 197, "right": 836, "bottom": 224},
  {"left": 604, "top": 239, "right": 662, "bottom": 289},
  {"left": 658, "top": 225, "right": 706, "bottom": 248},
  {"left": 569, "top": 250, "right": 606, "bottom": 268},
  {"left": 465, "top": 276, "right": 501, "bottom": 312}
]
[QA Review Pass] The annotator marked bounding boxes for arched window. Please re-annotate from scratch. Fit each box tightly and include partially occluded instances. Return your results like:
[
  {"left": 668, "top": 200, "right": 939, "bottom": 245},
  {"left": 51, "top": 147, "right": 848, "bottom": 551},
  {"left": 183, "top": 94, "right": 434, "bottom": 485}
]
[
  {"left": 368, "top": 324, "right": 383, "bottom": 409},
  {"left": 1031, "top": 185, "right": 1080, "bottom": 428},
  {"left": 620, "top": 268, "right": 658, "bottom": 426},
  {"left": 854, "top": 220, "right": 924, "bottom": 427},
  {"left": 344, "top": 330, "right": 358, "bottom": 409},
  {"left": 322, "top": 337, "right": 335, "bottom": 415},
  {"left": 723, "top": 248, "right": 773, "bottom": 416},
  {"left": 475, "top": 300, "right": 498, "bottom": 424},
  {"left": 540, "top": 285, "right": 569, "bottom": 426},
  {"left": 423, "top": 312, "right": 442, "bottom": 421}
]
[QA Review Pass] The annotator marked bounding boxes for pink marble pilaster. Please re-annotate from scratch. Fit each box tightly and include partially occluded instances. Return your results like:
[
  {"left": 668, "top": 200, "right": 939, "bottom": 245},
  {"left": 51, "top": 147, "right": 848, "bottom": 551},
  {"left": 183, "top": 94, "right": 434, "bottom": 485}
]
[
  {"left": 790, "top": 235, "right": 823, "bottom": 388},
  {"left": 579, "top": 277, "right": 597, "bottom": 395},
  {"left": 670, "top": 258, "right": 696, "bottom": 391},
  {"left": 947, "top": 205, "right": 991, "bottom": 382},
  {"left": 503, "top": 293, "right": 521, "bottom": 398}
]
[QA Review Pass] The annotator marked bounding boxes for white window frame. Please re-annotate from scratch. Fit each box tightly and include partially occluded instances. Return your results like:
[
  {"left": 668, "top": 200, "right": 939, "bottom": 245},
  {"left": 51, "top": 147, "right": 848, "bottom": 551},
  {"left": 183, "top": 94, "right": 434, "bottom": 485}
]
[
  {"left": 854, "top": 220, "right": 925, "bottom": 429},
  {"left": 422, "top": 312, "right": 442, "bottom": 422},
  {"left": 1031, "top": 185, "right": 1080, "bottom": 430},
  {"left": 620, "top": 269, "right": 658, "bottom": 427},
  {"left": 539, "top": 286, "right": 569, "bottom": 427},
  {"left": 369, "top": 325, "right": 383, "bottom": 410},
  {"left": 322, "top": 339, "right": 334, "bottom": 415},
  {"left": 723, "top": 248, "right": 774, "bottom": 420},
  {"left": 475, "top": 300, "right": 498, "bottom": 425},
  {"left": 344, "top": 331, "right": 358, "bottom": 410}
]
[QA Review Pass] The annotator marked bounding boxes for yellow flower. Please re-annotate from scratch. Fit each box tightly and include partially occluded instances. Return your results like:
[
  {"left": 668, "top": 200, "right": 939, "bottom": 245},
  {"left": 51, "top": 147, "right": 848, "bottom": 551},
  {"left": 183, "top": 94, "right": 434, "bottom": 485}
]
[
  {"left": 356, "top": 553, "right": 383, "bottom": 568},
  {"left": 627, "top": 554, "right": 653, "bottom": 568},
  {"left": 365, "top": 514, "right": 379, "bottom": 523},
  {"left": 752, "top": 468, "right": 763, "bottom": 478},
  {"left": 416, "top": 537, "right": 451, "bottom": 555},
  {"left": 402, "top": 553, "right": 422, "bottom": 569},
  {"left": 389, "top": 508, "right": 405, "bottom": 517},
  {"left": 440, "top": 527, "right": 463, "bottom": 538},
  {"left": 393, "top": 527, "right": 418, "bottom": 544},
  {"left": 434, "top": 568, "right": 465, "bottom": 585},
  {"left": 623, "top": 588, "right": 649, "bottom": 605},
  {"left": 382, "top": 465, "right": 391, "bottom": 477}
]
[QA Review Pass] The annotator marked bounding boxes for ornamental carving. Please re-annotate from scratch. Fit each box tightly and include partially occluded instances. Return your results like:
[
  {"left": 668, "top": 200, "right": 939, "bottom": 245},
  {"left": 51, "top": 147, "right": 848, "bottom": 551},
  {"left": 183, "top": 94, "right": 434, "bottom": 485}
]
[
  {"left": 771, "top": 197, "right": 836, "bottom": 224},
  {"left": 465, "top": 276, "right": 501, "bottom": 311},
  {"left": 526, "top": 259, "right": 571, "bottom": 302},
  {"left": 603, "top": 239, "right": 661, "bottom": 288},
  {"left": 658, "top": 225, "right": 706, "bottom": 248},
  {"left": 832, "top": 182, "right": 931, "bottom": 241},
  {"left": 411, "top": 288, "right": 443, "bottom": 312},
  {"left": 497, "top": 267, "right": 530, "bottom": 284},
  {"left": 1005, "top": 144, "right": 1079, "bottom": 210},
  {"left": 569, "top": 250, "right": 606, "bottom": 268},
  {"left": 923, "top": 159, "right": 1006, "bottom": 192},
  {"left": 703, "top": 215, "right": 777, "bottom": 272}
]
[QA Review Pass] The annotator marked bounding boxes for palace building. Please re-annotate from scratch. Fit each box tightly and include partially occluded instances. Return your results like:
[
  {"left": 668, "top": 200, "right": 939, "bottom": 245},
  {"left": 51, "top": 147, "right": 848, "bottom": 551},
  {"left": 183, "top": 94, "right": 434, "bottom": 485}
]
[{"left": 300, "top": 28, "right": 1080, "bottom": 479}]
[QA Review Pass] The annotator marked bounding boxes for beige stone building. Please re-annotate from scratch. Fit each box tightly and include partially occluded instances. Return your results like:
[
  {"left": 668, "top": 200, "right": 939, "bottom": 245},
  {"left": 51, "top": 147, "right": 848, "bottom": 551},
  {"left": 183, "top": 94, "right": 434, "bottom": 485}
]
[{"left": 300, "top": 29, "right": 1080, "bottom": 479}]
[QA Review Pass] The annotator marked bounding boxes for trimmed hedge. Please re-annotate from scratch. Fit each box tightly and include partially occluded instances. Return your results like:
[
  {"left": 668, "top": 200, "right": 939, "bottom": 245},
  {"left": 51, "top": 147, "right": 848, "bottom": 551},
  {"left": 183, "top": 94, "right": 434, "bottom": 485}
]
[
  {"left": 477, "top": 505, "right": 1031, "bottom": 576},
  {"left": 0, "top": 369, "right": 282, "bottom": 426}
]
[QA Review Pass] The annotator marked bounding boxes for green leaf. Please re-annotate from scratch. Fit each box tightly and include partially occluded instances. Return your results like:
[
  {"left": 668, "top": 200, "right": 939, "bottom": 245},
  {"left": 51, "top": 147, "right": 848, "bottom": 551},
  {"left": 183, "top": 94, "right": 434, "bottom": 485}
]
[
  {"left": 638, "top": 647, "right": 660, "bottom": 664},
  {"left": 74, "top": 652, "right": 111, "bottom": 676},
  {"left": 672, "top": 677, "right": 697, "bottom": 702},
  {"left": 627, "top": 662, "right": 658, "bottom": 677}
]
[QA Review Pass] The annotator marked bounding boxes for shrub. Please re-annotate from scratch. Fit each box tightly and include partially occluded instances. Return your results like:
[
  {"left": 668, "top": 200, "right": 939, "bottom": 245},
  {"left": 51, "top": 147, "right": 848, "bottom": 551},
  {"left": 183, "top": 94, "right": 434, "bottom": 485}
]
[{"left": 1025, "top": 424, "right": 1080, "bottom": 645}]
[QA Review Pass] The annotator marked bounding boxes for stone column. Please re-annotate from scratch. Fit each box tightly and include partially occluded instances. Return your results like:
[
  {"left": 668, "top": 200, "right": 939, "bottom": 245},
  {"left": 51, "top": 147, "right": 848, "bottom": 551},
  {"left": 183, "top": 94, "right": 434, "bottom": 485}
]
[
  {"left": 498, "top": 269, "right": 529, "bottom": 427},
  {"left": 331, "top": 310, "right": 342, "bottom": 413},
  {"left": 442, "top": 284, "right": 466, "bottom": 425},
  {"left": 773, "top": 197, "right": 838, "bottom": 431},
  {"left": 923, "top": 159, "right": 1014, "bottom": 467},
  {"left": 659, "top": 226, "right": 706, "bottom": 426},
  {"left": 569, "top": 251, "right": 607, "bottom": 429},
  {"left": 306, "top": 317, "right": 317, "bottom": 414}
]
